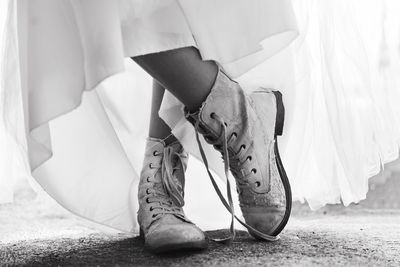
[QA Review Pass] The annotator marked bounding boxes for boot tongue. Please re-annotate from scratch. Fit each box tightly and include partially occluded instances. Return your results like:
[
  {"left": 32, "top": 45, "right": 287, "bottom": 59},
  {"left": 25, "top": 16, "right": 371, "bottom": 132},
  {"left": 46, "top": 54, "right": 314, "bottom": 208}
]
[
  {"left": 161, "top": 144, "right": 186, "bottom": 207},
  {"left": 145, "top": 138, "right": 186, "bottom": 207}
]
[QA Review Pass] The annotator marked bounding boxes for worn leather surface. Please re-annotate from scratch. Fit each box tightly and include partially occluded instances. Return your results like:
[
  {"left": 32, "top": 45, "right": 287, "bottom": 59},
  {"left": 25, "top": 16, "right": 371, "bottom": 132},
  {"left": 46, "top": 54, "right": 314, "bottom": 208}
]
[
  {"left": 137, "top": 138, "right": 206, "bottom": 249},
  {"left": 185, "top": 69, "right": 287, "bottom": 235}
]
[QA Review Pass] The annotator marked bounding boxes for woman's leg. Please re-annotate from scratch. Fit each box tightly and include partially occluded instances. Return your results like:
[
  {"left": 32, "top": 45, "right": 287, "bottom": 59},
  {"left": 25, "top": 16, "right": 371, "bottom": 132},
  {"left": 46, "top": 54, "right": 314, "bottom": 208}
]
[
  {"left": 133, "top": 46, "right": 291, "bottom": 241},
  {"left": 135, "top": 47, "right": 217, "bottom": 252},
  {"left": 149, "top": 79, "right": 177, "bottom": 145},
  {"left": 133, "top": 46, "right": 218, "bottom": 112},
  {"left": 138, "top": 75, "right": 208, "bottom": 253}
]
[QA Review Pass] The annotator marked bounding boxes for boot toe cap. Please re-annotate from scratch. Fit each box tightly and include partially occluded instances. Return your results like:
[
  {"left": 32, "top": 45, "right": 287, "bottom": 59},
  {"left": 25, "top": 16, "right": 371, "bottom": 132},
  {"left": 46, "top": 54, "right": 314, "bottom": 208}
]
[
  {"left": 242, "top": 206, "right": 286, "bottom": 238},
  {"left": 145, "top": 223, "right": 207, "bottom": 253}
]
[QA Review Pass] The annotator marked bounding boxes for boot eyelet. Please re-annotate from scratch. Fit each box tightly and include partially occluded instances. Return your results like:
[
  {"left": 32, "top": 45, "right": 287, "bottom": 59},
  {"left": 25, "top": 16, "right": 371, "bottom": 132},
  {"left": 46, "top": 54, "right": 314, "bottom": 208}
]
[
  {"left": 255, "top": 181, "right": 261, "bottom": 187},
  {"left": 247, "top": 156, "right": 252, "bottom": 161},
  {"left": 153, "top": 151, "right": 158, "bottom": 156},
  {"left": 251, "top": 168, "right": 257, "bottom": 174},
  {"left": 150, "top": 206, "right": 154, "bottom": 211},
  {"left": 152, "top": 214, "right": 157, "bottom": 218},
  {"left": 146, "top": 188, "right": 152, "bottom": 194},
  {"left": 241, "top": 144, "right": 246, "bottom": 150},
  {"left": 232, "top": 132, "right": 237, "bottom": 138},
  {"left": 149, "top": 163, "right": 153, "bottom": 169},
  {"left": 210, "top": 112, "right": 215, "bottom": 119},
  {"left": 146, "top": 177, "right": 151, "bottom": 182},
  {"left": 146, "top": 198, "right": 150, "bottom": 203}
]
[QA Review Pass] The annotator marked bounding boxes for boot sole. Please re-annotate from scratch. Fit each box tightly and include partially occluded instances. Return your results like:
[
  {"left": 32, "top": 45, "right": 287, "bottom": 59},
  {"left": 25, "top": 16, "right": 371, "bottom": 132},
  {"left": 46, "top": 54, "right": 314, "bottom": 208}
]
[{"left": 270, "top": 91, "right": 292, "bottom": 236}]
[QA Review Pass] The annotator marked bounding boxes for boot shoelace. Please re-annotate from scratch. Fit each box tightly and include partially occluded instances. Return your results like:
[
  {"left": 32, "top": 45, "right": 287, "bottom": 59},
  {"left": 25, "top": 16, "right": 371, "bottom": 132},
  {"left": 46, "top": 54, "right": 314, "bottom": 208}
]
[
  {"left": 146, "top": 146, "right": 186, "bottom": 219},
  {"left": 194, "top": 112, "right": 279, "bottom": 243}
]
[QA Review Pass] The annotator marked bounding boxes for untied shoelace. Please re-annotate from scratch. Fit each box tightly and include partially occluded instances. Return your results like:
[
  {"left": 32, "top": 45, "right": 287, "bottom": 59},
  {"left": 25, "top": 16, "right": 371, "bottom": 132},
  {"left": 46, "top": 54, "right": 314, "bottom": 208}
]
[
  {"left": 147, "top": 144, "right": 186, "bottom": 217},
  {"left": 194, "top": 113, "right": 279, "bottom": 243},
  {"left": 161, "top": 145, "right": 185, "bottom": 207}
]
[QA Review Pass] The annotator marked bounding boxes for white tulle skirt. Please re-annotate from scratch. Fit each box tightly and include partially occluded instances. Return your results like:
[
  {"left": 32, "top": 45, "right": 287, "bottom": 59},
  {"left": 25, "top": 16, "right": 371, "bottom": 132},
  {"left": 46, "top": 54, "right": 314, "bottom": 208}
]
[{"left": 1, "top": 0, "right": 400, "bottom": 233}]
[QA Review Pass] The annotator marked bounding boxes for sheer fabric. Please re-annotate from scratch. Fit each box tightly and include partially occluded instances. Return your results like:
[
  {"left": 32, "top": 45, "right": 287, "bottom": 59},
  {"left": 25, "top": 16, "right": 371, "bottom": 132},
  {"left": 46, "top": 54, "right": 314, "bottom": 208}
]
[{"left": 1, "top": 0, "right": 399, "bottom": 233}]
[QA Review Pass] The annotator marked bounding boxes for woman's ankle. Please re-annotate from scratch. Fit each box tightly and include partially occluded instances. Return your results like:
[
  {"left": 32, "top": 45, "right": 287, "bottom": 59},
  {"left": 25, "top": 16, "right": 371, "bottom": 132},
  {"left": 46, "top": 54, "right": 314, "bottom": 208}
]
[{"left": 148, "top": 133, "right": 178, "bottom": 146}]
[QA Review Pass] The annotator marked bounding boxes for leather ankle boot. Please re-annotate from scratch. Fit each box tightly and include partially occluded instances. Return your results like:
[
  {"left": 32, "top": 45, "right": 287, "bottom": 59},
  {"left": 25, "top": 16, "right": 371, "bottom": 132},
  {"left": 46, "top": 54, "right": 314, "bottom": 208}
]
[
  {"left": 138, "top": 138, "right": 207, "bottom": 252},
  {"left": 185, "top": 69, "right": 291, "bottom": 241}
]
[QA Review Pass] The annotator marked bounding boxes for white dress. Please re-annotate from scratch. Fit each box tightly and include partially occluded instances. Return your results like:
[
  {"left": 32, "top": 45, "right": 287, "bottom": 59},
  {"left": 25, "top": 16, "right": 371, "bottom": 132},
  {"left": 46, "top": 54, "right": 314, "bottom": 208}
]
[{"left": 1, "top": 0, "right": 399, "bottom": 233}]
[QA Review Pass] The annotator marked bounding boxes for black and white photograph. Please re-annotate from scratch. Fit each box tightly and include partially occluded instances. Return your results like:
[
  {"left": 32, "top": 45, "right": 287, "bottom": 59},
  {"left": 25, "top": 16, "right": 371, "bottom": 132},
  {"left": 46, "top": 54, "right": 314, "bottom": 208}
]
[{"left": 0, "top": 0, "right": 400, "bottom": 266}]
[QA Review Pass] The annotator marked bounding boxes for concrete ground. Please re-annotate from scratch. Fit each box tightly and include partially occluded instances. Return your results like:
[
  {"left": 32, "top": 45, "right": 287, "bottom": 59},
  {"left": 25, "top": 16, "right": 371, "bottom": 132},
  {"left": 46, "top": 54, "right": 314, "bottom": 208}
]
[
  {"left": 1, "top": 210, "right": 400, "bottom": 266},
  {"left": 1, "top": 164, "right": 400, "bottom": 266}
]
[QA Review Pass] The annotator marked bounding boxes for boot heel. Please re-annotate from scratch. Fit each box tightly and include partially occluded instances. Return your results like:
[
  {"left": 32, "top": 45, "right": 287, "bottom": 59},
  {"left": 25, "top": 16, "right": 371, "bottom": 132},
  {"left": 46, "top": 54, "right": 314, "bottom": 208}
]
[
  {"left": 271, "top": 91, "right": 285, "bottom": 137},
  {"left": 250, "top": 89, "right": 285, "bottom": 137}
]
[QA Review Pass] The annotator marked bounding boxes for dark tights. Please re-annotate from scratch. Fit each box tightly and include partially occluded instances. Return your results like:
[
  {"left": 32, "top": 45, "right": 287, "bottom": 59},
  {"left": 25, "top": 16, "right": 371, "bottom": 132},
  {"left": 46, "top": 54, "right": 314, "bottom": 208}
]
[{"left": 132, "top": 46, "right": 218, "bottom": 144}]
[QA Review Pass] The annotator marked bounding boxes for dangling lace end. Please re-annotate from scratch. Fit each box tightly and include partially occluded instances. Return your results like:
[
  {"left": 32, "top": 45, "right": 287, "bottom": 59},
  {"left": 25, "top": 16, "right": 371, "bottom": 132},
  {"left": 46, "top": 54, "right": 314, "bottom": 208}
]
[
  {"left": 210, "top": 235, "right": 234, "bottom": 245},
  {"left": 194, "top": 120, "right": 237, "bottom": 242},
  {"left": 161, "top": 146, "right": 185, "bottom": 207},
  {"left": 193, "top": 119, "right": 281, "bottom": 243},
  {"left": 220, "top": 121, "right": 236, "bottom": 243}
]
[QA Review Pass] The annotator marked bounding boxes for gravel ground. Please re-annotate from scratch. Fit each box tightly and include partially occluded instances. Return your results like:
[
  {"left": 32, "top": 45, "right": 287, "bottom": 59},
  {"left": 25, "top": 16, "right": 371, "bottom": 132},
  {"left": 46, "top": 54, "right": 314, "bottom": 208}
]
[
  {"left": 1, "top": 209, "right": 400, "bottom": 266},
  {"left": 1, "top": 165, "right": 400, "bottom": 266}
]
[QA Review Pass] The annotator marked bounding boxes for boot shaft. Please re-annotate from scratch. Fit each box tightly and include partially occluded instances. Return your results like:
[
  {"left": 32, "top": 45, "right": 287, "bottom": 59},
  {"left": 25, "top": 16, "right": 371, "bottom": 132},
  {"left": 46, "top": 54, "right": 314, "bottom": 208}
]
[{"left": 138, "top": 138, "right": 189, "bottom": 232}]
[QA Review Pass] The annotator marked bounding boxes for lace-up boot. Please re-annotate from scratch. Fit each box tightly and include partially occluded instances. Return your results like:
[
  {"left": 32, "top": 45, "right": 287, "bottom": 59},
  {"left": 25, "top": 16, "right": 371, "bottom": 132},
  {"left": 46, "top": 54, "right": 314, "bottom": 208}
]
[
  {"left": 185, "top": 69, "right": 292, "bottom": 241},
  {"left": 138, "top": 138, "right": 207, "bottom": 253}
]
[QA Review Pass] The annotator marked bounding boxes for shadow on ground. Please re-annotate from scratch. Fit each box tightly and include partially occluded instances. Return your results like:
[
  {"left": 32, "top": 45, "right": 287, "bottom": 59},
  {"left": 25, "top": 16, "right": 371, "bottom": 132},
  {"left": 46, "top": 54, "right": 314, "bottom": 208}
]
[
  {"left": 1, "top": 163, "right": 400, "bottom": 266},
  {"left": 2, "top": 213, "right": 400, "bottom": 267}
]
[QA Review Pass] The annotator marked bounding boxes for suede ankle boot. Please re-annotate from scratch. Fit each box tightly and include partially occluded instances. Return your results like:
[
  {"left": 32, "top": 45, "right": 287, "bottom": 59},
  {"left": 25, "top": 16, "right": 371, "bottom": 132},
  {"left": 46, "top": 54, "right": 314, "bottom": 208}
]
[
  {"left": 185, "top": 69, "right": 291, "bottom": 241},
  {"left": 138, "top": 138, "right": 207, "bottom": 252}
]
